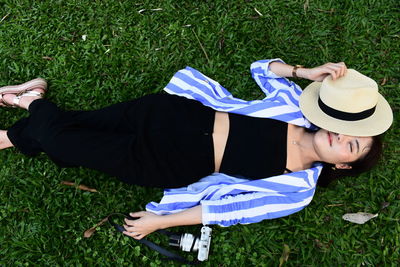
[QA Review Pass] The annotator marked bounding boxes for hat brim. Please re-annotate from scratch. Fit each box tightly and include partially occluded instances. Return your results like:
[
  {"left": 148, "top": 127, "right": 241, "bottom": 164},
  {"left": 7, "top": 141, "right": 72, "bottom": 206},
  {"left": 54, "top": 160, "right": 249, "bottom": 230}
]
[{"left": 299, "top": 81, "right": 393, "bottom": 136}]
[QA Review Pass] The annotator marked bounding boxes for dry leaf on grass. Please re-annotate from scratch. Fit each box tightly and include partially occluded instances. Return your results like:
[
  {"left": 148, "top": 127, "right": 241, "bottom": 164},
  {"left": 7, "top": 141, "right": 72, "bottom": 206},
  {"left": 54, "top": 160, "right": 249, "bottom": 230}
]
[
  {"left": 42, "top": 56, "right": 54, "bottom": 61},
  {"left": 84, "top": 216, "right": 109, "bottom": 238},
  {"left": 342, "top": 212, "right": 378, "bottom": 224},
  {"left": 61, "top": 181, "right": 98, "bottom": 192},
  {"left": 381, "top": 202, "right": 390, "bottom": 209},
  {"left": 304, "top": 0, "right": 310, "bottom": 12},
  {"left": 314, "top": 239, "right": 333, "bottom": 250},
  {"left": 279, "top": 244, "right": 290, "bottom": 267}
]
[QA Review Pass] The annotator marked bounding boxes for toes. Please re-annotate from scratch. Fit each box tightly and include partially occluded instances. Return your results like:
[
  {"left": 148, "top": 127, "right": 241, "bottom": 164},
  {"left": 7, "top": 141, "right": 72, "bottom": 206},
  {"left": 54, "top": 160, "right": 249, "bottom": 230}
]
[{"left": 1, "top": 94, "right": 15, "bottom": 106}]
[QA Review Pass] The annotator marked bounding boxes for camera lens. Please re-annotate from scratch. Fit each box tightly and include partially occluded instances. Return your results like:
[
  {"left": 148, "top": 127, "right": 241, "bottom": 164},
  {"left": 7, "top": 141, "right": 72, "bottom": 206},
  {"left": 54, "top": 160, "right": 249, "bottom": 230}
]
[
  {"left": 168, "top": 234, "right": 182, "bottom": 247},
  {"left": 180, "top": 233, "right": 196, "bottom": 252}
]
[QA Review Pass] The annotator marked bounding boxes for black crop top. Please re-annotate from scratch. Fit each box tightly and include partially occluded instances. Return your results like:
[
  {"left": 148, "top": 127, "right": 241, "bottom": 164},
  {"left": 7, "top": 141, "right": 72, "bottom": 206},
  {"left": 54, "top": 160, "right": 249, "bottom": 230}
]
[{"left": 219, "top": 113, "right": 290, "bottom": 179}]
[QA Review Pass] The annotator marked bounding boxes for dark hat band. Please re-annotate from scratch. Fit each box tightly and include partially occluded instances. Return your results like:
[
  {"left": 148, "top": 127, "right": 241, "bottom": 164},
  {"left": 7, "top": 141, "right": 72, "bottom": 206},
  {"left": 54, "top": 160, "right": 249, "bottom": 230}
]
[{"left": 318, "top": 97, "right": 376, "bottom": 121}]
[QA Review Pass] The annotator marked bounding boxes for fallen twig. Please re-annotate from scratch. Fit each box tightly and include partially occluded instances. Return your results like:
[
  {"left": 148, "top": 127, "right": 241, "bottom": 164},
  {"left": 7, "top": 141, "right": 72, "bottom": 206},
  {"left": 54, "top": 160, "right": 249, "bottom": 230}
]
[
  {"left": 0, "top": 13, "right": 10, "bottom": 23},
  {"left": 316, "top": 8, "right": 335, "bottom": 13},
  {"left": 191, "top": 28, "right": 210, "bottom": 64},
  {"left": 326, "top": 203, "right": 344, "bottom": 207},
  {"left": 61, "top": 181, "right": 98, "bottom": 192},
  {"left": 254, "top": 8, "right": 263, "bottom": 16},
  {"left": 138, "top": 8, "right": 163, "bottom": 14}
]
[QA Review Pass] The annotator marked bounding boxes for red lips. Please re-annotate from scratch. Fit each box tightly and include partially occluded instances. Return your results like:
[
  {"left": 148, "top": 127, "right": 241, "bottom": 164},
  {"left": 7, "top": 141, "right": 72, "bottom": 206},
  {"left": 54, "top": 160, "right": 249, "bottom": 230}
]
[{"left": 328, "top": 131, "right": 332, "bottom": 146}]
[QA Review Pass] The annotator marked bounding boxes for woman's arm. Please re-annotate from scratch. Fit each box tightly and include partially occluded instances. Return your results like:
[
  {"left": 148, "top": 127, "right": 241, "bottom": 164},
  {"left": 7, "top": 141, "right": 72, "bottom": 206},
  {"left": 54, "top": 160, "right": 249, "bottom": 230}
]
[
  {"left": 123, "top": 205, "right": 202, "bottom": 240},
  {"left": 269, "top": 61, "right": 348, "bottom": 81}
]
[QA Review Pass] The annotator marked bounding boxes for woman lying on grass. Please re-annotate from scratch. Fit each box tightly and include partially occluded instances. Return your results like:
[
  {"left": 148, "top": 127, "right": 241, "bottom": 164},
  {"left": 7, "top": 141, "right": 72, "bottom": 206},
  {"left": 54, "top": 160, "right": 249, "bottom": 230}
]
[{"left": 0, "top": 59, "right": 393, "bottom": 240}]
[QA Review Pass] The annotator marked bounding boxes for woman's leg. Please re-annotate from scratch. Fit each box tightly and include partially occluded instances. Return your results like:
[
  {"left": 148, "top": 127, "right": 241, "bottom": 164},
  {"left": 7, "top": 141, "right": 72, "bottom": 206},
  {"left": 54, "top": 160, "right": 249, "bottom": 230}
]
[
  {"left": 62, "top": 100, "right": 141, "bottom": 134},
  {"left": 2, "top": 82, "right": 144, "bottom": 134},
  {"left": 6, "top": 99, "right": 143, "bottom": 184},
  {"left": 4, "top": 92, "right": 215, "bottom": 188}
]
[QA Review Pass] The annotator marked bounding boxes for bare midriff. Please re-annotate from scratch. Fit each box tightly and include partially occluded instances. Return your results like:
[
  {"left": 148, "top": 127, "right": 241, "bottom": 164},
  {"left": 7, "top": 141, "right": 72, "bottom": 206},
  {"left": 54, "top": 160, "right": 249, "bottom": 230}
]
[
  {"left": 212, "top": 111, "right": 230, "bottom": 172},
  {"left": 212, "top": 113, "right": 305, "bottom": 175}
]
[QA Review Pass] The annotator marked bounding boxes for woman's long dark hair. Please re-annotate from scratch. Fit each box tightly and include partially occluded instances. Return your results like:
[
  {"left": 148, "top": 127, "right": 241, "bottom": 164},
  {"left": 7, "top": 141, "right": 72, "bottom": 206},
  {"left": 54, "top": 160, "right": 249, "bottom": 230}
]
[{"left": 316, "top": 135, "right": 383, "bottom": 187}]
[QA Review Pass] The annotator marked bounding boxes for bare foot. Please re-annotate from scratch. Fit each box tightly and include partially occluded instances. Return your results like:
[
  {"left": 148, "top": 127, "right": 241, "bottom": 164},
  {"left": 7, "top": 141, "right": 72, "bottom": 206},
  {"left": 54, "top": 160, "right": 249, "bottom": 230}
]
[{"left": 0, "top": 130, "right": 13, "bottom": 150}]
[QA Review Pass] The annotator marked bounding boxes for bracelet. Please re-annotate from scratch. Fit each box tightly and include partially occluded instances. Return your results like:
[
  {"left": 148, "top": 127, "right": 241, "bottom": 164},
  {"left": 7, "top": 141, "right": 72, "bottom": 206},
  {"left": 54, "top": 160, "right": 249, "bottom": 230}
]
[{"left": 292, "top": 65, "right": 303, "bottom": 78}]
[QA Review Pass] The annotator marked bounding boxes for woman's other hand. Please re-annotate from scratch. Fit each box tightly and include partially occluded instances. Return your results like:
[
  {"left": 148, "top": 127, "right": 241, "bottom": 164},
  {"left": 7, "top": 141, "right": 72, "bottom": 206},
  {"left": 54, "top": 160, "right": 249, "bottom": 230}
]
[
  {"left": 303, "top": 62, "right": 348, "bottom": 82},
  {"left": 123, "top": 211, "right": 162, "bottom": 240},
  {"left": 123, "top": 206, "right": 203, "bottom": 240}
]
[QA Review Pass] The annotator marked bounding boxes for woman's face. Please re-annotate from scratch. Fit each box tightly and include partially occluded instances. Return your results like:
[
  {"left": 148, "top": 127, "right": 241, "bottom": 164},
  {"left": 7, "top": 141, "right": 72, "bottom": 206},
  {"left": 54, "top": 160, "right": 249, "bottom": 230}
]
[{"left": 313, "top": 129, "right": 373, "bottom": 167}]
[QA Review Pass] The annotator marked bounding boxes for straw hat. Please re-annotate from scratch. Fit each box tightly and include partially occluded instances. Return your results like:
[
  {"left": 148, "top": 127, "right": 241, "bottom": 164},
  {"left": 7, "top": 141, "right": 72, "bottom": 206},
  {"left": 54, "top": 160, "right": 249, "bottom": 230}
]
[{"left": 299, "top": 69, "right": 393, "bottom": 136}]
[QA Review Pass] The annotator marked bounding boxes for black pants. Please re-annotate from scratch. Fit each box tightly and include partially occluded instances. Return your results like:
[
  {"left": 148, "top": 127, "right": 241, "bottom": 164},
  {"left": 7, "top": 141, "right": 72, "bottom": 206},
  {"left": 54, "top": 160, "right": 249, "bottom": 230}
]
[{"left": 7, "top": 94, "right": 215, "bottom": 188}]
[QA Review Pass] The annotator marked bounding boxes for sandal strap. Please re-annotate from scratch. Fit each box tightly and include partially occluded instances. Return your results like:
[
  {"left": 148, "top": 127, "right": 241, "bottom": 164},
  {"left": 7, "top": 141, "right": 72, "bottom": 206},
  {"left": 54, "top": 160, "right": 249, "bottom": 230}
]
[
  {"left": 0, "top": 78, "right": 47, "bottom": 95},
  {"left": 18, "top": 91, "right": 43, "bottom": 97},
  {"left": 13, "top": 95, "right": 22, "bottom": 106},
  {"left": 12, "top": 91, "right": 43, "bottom": 107}
]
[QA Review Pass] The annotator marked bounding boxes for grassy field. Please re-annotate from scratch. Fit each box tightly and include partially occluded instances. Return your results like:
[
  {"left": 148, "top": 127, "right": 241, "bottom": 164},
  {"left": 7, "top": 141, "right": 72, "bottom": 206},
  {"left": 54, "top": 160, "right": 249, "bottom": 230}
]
[{"left": 0, "top": 0, "right": 399, "bottom": 266}]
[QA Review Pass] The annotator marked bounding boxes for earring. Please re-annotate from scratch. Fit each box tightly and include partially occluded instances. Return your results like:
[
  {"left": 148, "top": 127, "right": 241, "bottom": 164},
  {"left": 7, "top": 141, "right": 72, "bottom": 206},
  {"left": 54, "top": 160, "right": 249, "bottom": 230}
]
[{"left": 331, "top": 167, "right": 336, "bottom": 171}]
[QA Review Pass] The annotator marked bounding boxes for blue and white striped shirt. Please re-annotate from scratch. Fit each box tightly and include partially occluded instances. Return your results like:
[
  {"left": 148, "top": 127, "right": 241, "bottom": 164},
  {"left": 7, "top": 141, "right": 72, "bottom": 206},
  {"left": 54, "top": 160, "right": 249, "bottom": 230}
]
[{"left": 146, "top": 59, "right": 323, "bottom": 227}]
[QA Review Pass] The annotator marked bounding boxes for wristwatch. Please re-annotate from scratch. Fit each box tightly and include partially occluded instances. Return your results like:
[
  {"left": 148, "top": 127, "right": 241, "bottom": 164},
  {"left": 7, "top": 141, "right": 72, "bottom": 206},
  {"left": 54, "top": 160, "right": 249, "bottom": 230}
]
[{"left": 292, "top": 65, "right": 304, "bottom": 78}]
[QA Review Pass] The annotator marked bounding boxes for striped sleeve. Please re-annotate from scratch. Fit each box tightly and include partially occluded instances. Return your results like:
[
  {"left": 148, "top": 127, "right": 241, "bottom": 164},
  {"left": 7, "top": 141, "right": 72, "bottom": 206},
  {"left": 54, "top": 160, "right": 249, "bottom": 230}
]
[
  {"left": 250, "top": 59, "right": 303, "bottom": 107},
  {"left": 200, "top": 189, "right": 316, "bottom": 227},
  {"left": 200, "top": 167, "right": 322, "bottom": 227}
]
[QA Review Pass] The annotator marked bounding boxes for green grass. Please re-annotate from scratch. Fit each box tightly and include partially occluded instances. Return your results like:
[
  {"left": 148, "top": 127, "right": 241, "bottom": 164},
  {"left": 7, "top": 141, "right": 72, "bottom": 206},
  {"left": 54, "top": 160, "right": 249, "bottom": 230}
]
[{"left": 0, "top": 0, "right": 399, "bottom": 266}]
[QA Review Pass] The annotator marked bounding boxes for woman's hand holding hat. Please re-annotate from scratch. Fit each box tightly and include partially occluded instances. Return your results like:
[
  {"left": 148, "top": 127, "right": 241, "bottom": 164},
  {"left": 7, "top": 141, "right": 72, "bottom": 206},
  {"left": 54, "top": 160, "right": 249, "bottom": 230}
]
[
  {"left": 305, "top": 62, "right": 348, "bottom": 82},
  {"left": 270, "top": 61, "right": 347, "bottom": 81}
]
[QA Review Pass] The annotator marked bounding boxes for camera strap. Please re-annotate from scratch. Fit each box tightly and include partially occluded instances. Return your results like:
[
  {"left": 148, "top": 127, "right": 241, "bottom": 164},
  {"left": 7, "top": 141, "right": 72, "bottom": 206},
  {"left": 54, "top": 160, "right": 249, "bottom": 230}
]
[{"left": 108, "top": 213, "right": 200, "bottom": 265}]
